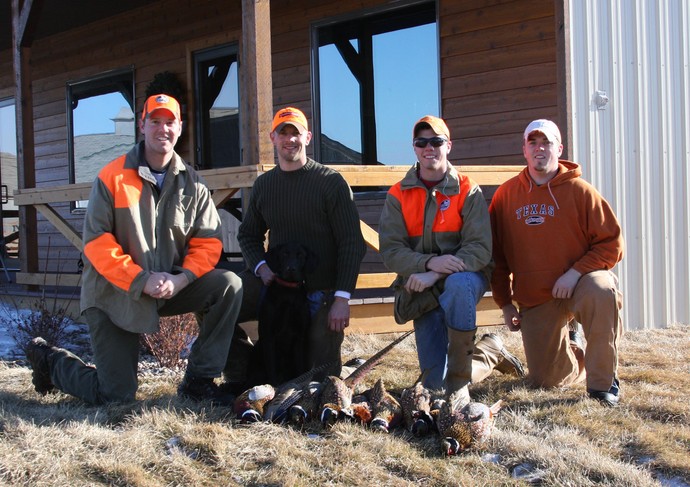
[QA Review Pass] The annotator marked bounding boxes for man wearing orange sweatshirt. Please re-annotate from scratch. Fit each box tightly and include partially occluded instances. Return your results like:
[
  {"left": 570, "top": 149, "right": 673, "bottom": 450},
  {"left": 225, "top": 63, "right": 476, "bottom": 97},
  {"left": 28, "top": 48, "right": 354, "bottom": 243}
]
[{"left": 489, "top": 119, "right": 624, "bottom": 407}]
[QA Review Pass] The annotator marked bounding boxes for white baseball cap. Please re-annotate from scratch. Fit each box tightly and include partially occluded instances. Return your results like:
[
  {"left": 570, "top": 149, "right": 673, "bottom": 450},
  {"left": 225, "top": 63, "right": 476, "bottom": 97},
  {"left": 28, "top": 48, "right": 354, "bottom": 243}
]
[{"left": 524, "top": 119, "right": 561, "bottom": 143}]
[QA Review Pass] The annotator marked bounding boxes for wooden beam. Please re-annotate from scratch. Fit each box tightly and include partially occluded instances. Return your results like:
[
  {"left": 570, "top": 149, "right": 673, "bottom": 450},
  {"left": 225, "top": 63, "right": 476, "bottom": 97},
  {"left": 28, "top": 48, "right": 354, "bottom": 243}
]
[
  {"left": 14, "top": 182, "right": 91, "bottom": 206},
  {"left": 212, "top": 188, "right": 240, "bottom": 207},
  {"left": 15, "top": 272, "right": 82, "bottom": 287},
  {"left": 14, "top": 165, "right": 521, "bottom": 206},
  {"left": 360, "top": 220, "right": 380, "bottom": 251},
  {"left": 202, "top": 165, "right": 265, "bottom": 190},
  {"left": 347, "top": 295, "right": 503, "bottom": 334},
  {"left": 34, "top": 204, "right": 83, "bottom": 250},
  {"left": 15, "top": 0, "right": 44, "bottom": 48},
  {"left": 355, "top": 272, "right": 396, "bottom": 289}
]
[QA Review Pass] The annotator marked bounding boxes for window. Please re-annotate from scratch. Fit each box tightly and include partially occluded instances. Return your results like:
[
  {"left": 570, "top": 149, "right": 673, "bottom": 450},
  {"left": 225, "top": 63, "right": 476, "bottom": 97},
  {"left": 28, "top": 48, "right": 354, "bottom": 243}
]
[
  {"left": 0, "top": 97, "right": 18, "bottom": 254},
  {"left": 313, "top": 1, "right": 439, "bottom": 166},
  {"left": 67, "top": 68, "right": 135, "bottom": 210},
  {"left": 193, "top": 44, "right": 240, "bottom": 169}
]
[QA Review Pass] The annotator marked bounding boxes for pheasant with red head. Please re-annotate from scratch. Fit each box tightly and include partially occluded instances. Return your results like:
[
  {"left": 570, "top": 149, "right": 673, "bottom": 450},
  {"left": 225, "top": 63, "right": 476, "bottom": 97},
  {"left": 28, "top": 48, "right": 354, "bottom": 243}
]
[
  {"left": 233, "top": 384, "right": 275, "bottom": 423},
  {"left": 437, "top": 393, "right": 503, "bottom": 455},
  {"left": 318, "top": 330, "right": 413, "bottom": 428}
]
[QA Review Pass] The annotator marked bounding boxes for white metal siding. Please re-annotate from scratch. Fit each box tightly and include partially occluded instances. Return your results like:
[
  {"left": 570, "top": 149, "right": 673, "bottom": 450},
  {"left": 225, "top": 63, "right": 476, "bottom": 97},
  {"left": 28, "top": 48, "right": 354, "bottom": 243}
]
[{"left": 569, "top": 0, "right": 690, "bottom": 330}]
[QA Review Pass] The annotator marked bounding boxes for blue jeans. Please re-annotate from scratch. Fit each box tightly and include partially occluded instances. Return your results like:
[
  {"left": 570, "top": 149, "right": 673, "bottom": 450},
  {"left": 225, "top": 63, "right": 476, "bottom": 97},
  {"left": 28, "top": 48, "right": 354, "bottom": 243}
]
[{"left": 413, "top": 271, "right": 488, "bottom": 389}]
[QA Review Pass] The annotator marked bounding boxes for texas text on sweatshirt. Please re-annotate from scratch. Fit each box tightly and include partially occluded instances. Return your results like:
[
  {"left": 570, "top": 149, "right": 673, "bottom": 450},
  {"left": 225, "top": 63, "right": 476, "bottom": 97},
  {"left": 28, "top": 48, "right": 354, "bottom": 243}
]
[{"left": 489, "top": 160, "right": 624, "bottom": 309}]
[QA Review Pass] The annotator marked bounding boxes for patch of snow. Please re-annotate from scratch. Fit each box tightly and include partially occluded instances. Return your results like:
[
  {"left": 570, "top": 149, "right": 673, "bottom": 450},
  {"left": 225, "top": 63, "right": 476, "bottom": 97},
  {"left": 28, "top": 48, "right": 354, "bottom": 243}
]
[
  {"left": 656, "top": 474, "right": 690, "bottom": 487},
  {"left": 481, "top": 453, "right": 501, "bottom": 464},
  {"left": 0, "top": 302, "right": 89, "bottom": 361},
  {"left": 510, "top": 462, "right": 547, "bottom": 483}
]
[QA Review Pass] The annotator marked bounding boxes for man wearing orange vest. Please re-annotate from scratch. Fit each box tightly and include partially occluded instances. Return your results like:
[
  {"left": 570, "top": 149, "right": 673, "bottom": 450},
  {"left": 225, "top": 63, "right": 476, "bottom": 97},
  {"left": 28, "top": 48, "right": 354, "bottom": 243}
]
[
  {"left": 25, "top": 94, "right": 243, "bottom": 405},
  {"left": 379, "top": 115, "right": 524, "bottom": 403}
]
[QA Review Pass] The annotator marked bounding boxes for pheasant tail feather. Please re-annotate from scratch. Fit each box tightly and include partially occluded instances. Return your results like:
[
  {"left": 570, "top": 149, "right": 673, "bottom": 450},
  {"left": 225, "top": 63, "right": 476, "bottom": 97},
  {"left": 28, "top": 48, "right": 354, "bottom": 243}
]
[{"left": 344, "top": 330, "right": 413, "bottom": 389}]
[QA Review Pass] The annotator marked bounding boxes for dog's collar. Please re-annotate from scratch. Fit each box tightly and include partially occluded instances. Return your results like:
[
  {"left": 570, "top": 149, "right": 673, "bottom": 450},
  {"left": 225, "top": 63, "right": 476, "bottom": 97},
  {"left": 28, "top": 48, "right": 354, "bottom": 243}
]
[{"left": 273, "top": 276, "right": 302, "bottom": 288}]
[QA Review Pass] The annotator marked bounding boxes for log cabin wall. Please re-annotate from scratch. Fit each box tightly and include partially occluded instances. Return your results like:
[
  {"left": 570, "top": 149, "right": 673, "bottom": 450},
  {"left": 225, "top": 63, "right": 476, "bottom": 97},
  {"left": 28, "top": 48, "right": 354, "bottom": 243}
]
[
  {"left": 439, "top": 0, "right": 558, "bottom": 166},
  {"left": 0, "top": 51, "right": 11, "bottom": 95},
  {"left": 0, "top": 0, "right": 558, "bottom": 277},
  {"left": 5, "top": 1, "right": 246, "bottom": 274}
]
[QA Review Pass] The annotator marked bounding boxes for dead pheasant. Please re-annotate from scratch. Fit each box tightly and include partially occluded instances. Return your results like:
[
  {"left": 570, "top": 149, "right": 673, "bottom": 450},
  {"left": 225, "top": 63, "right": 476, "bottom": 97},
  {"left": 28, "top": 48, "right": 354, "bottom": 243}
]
[
  {"left": 233, "top": 384, "right": 275, "bottom": 423},
  {"left": 437, "top": 393, "right": 503, "bottom": 455},
  {"left": 263, "top": 362, "right": 332, "bottom": 423},
  {"left": 350, "top": 393, "right": 373, "bottom": 425},
  {"left": 368, "top": 378, "right": 403, "bottom": 433},
  {"left": 287, "top": 381, "right": 323, "bottom": 426},
  {"left": 400, "top": 371, "right": 434, "bottom": 437},
  {"left": 319, "top": 330, "right": 413, "bottom": 428}
]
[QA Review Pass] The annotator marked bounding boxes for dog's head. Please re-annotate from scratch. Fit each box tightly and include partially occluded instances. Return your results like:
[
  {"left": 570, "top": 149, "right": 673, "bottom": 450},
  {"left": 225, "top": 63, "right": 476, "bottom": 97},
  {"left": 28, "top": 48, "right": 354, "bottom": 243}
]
[{"left": 265, "top": 242, "right": 319, "bottom": 283}]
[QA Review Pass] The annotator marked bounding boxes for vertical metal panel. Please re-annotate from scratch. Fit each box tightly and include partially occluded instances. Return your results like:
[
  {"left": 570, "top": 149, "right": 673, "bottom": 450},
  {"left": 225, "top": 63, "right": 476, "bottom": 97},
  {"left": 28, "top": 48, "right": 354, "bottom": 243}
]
[{"left": 569, "top": 0, "right": 690, "bottom": 330}]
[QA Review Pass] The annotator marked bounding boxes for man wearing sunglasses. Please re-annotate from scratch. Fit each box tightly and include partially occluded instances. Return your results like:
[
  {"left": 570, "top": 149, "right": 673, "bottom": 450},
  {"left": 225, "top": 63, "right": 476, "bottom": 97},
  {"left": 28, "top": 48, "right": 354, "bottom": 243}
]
[{"left": 379, "top": 115, "right": 524, "bottom": 404}]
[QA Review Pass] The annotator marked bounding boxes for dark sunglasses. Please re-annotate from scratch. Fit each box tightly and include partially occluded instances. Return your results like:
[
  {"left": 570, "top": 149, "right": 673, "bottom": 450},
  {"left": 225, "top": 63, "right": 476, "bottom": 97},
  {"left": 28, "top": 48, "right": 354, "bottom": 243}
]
[{"left": 413, "top": 136, "right": 447, "bottom": 148}]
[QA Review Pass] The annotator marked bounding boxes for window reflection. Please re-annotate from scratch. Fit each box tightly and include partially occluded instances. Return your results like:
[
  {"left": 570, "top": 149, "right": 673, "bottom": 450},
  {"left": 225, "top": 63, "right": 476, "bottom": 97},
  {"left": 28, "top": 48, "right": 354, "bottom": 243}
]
[
  {"left": 67, "top": 68, "right": 135, "bottom": 210},
  {"left": 315, "top": 2, "right": 438, "bottom": 166},
  {"left": 0, "top": 98, "right": 18, "bottom": 255},
  {"left": 194, "top": 44, "right": 240, "bottom": 169},
  {"left": 73, "top": 93, "right": 135, "bottom": 187}
]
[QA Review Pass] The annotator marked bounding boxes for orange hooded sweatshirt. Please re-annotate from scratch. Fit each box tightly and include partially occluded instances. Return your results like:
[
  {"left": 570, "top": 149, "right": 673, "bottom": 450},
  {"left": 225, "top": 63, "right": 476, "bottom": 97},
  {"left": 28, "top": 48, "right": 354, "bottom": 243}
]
[{"left": 489, "top": 160, "right": 623, "bottom": 309}]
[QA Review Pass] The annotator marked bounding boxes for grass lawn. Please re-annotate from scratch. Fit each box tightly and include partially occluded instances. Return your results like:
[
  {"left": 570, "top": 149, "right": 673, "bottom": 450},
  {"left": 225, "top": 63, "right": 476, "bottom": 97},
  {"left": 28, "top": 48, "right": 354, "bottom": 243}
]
[{"left": 0, "top": 325, "right": 688, "bottom": 486}]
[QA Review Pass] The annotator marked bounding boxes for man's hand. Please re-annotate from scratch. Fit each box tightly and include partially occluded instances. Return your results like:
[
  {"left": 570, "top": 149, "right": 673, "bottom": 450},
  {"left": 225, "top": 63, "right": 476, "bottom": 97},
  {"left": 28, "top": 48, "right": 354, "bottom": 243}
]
[
  {"left": 257, "top": 262, "right": 276, "bottom": 286},
  {"left": 144, "top": 272, "right": 189, "bottom": 299},
  {"left": 404, "top": 271, "right": 443, "bottom": 293},
  {"left": 502, "top": 304, "right": 521, "bottom": 331},
  {"left": 328, "top": 297, "right": 351, "bottom": 332},
  {"left": 552, "top": 268, "right": 582, "bottom": 299},
  {"left": 426, "top": 255, "right": 466, "bottom": 274}
]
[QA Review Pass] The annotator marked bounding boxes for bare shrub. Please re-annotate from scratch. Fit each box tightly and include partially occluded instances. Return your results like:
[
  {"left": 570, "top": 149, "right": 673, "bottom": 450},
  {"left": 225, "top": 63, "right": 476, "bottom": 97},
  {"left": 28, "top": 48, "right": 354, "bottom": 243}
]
[
  {"left": 143, "top": 313, "right": 198, "bottom": 370},
  {"left": 4, "top": 292, "right": 76, "bottom": 355},
  {"left": 2, "top": 241, "right": 81, "bottom": 356}
]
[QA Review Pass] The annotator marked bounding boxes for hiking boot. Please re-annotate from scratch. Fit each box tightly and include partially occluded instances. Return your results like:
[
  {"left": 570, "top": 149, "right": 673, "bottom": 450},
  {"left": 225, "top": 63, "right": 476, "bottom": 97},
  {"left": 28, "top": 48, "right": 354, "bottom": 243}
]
[
  {"left": 477, "top": 333, "right": 526, "bottom": 377},
  {"left": 588, "top": 378, "right": 620, "bottom": 407},
  {"left": 25, "top": 337, "right": 56, "bottom": 395},
  {"left": 177, "top": 374, "right": 235, "bottom": 406},
  {"left": 588, "top": 390, "right": 619, "bottom": 407}
]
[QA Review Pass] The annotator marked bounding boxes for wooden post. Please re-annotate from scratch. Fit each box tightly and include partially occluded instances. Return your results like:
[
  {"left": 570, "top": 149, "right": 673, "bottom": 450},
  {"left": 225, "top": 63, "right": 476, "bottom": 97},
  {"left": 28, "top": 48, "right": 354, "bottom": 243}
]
[
  {"left": 12, "top": 0, "right": 43, "bottom": 279},
  {"left": 239, "top": 0, "right": 274, "bottom": 166},
  {"left": 240, "top": 0, "right": 275, "bottom": 211}
]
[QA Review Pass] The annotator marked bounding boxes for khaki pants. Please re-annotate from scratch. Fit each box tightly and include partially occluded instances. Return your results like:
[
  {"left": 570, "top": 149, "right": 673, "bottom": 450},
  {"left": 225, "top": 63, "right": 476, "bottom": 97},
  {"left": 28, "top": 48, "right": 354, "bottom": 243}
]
[{"left": 519, "top": 270, "right": 622, "bottom": 392}]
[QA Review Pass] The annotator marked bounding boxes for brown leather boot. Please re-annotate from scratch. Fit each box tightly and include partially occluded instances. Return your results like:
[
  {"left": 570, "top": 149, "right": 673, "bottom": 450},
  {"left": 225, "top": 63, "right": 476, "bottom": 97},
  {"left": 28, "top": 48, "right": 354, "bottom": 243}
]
[
  {"left": 474, "top": 333, "right": 526, "bottom": 378},
  {"left": 445, "top": 328, "right": 475, "bottom": 406}
]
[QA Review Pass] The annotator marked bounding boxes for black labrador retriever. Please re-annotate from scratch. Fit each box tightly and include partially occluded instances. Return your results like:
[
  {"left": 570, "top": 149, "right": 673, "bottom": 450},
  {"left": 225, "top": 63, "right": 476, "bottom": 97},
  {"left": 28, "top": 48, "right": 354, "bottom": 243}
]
[{"left": 251, "top": 242, "right": 318, "bottom": 386}]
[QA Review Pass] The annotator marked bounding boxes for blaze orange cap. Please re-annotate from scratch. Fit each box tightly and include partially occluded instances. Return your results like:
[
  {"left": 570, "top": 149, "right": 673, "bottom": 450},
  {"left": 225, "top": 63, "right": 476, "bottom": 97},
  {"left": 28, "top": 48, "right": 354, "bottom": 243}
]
[
  {"left": 413, "top": 115, "right": 450, "bottom": 139},
  {"left": 141, "top": 94, "right": 181, "bottom": 121},
  {"left": 271, "top": 107, "right": 308, "bottom": 134}
]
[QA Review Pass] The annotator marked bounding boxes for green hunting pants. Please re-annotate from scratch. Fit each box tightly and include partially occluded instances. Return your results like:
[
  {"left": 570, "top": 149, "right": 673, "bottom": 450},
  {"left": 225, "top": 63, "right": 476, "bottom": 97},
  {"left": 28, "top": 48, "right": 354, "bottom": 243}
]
[{"left": 48, "top": 268, "right": 242, "bottom": 404}]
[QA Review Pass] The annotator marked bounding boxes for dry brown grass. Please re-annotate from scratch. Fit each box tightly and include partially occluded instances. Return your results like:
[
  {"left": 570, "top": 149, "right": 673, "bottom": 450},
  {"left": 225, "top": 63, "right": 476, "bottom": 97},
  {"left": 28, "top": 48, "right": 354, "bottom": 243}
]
[{"left": 0, "top": 325, "right": 689, "bottom": 486}]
